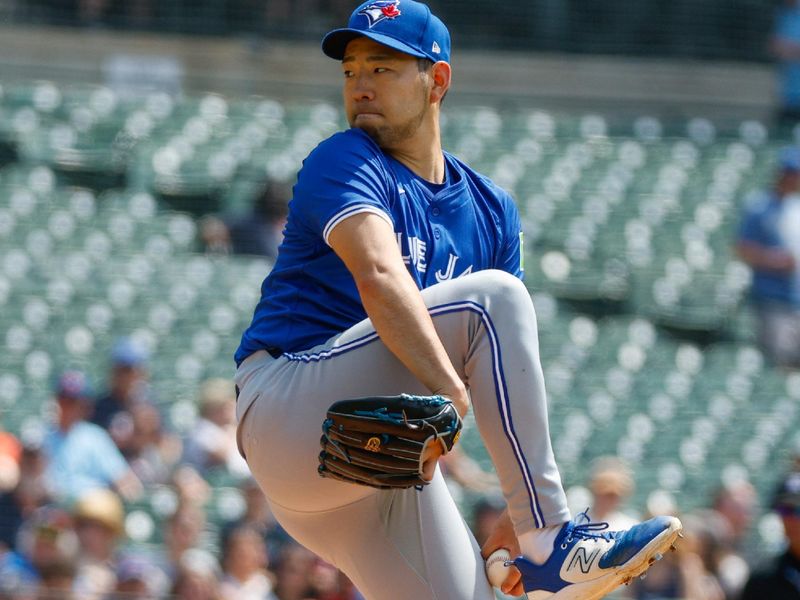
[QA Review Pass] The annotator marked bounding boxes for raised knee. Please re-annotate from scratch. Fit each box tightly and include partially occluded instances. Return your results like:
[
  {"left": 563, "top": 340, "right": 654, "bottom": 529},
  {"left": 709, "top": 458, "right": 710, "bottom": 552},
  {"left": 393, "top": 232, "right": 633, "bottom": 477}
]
[
  {"left": 468, "top": 269, "right": 532, "bottom": 309},
  {"left": 476, "top": 269, "right": 528, "bottom": 296}
]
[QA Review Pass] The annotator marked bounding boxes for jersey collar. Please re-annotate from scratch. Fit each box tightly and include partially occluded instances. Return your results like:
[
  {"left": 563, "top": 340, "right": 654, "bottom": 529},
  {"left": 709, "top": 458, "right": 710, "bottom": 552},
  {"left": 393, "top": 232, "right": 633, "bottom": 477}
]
[{"left": 388, "top": 152, "right": 468, "bottom": 209}]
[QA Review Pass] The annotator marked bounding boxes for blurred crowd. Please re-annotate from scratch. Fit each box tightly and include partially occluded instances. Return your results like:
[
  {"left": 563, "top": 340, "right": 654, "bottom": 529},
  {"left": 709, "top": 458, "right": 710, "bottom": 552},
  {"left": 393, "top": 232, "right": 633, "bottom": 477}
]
[
  {"left": 0, "top": 332, "right": 796, "bottom": 600},
  {"left": 0, "top": 335, "right": 369, "bottom": 599},
  {"left": 0, "top": 3, "right": 799, "bottom": 590},
  {"left": 199, "top": 180, "right": 290, "bottom": 260}
]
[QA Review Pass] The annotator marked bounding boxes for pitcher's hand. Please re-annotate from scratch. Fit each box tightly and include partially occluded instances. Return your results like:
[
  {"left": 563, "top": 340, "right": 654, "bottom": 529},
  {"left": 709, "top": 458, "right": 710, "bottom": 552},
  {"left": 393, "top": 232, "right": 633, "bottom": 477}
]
[{"left": 480, "top": 508, "right": 523, "bottom": 596}]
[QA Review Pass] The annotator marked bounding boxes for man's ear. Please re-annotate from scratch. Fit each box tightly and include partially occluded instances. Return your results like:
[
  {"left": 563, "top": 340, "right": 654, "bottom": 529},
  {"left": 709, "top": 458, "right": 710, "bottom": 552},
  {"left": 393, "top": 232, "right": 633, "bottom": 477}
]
[{"left": 430, "top": 61, "right": 451, "bottom": 104}]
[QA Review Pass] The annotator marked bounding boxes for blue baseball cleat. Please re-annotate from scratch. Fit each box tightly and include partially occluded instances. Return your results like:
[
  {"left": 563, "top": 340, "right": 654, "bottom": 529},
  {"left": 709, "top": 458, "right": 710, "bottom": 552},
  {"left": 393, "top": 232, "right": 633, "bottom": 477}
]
[{"left": 514, "top": 512, "right": 683, "bottom": 599}]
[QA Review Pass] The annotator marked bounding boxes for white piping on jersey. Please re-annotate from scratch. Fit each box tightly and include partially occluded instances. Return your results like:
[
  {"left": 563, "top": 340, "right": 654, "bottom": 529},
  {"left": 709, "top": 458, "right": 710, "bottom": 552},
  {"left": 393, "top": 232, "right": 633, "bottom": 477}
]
[{"left": 323, "top": 205, "right": 394, "bottom": 246}]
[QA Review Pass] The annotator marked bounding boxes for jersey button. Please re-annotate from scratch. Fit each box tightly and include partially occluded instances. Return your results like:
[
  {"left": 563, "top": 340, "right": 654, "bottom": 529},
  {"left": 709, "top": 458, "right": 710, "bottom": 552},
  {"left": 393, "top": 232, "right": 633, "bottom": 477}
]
[
  {"left": 434, "top": 228, "right": 441, "bottom": 239},
  {"left": 431, "top": 207, "right": 441, "bottom": 217}
]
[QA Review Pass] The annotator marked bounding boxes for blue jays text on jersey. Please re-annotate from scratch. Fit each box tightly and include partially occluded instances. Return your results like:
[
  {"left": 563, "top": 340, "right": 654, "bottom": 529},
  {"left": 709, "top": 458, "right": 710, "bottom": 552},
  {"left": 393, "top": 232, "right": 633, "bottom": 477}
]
[{"left": 235, "top": 127, "right": 523, "bottom": 364}]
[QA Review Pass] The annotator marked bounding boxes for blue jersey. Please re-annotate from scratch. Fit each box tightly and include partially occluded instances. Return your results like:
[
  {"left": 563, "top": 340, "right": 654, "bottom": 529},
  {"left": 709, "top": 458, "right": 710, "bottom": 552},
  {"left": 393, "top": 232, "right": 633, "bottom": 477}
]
[
  {"left": 738, "top": 191, "right": 800, "bottom": 307},
  {"left": 776, "top": 6, "right": 800, "bottom": 109},
  {"left": 235, "top": 128, "right": 523, "bottom": 364}
]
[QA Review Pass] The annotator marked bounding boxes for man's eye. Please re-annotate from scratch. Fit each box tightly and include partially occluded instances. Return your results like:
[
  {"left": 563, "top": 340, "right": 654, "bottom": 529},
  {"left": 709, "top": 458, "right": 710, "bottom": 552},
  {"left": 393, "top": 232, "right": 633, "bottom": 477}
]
[
  {"left": 375, "top": 67, "right": 388, "bottom": 73},
  {"left": 343, "top": 71, "right": 353, "bottom": 78}
]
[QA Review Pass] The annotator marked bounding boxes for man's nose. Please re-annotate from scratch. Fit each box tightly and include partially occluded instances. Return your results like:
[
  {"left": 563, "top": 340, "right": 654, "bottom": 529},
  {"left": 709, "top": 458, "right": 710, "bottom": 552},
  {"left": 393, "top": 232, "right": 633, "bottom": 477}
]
[{"left": 350, "top": 73, "right": 375, "bottom": 101}]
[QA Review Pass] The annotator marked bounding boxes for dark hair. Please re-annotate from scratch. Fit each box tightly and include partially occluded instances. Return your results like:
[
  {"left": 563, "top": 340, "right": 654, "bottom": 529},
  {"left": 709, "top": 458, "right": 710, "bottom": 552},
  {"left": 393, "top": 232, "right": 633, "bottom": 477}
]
[
  {"left": 219, "top": 523, "right": 264, "bottom": 566},
  {"left": 417, "top": 57, "right": 434, "bottom": 72}
]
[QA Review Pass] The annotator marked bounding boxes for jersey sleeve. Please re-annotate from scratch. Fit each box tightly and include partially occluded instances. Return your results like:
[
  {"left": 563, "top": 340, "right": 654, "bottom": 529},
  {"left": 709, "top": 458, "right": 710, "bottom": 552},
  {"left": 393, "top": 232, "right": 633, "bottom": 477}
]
[
  {"left": 495, "top": 192, "right": 524, "bottom": 279},
  {"left": 737, "top": 193, "right": 768, "bottom": 245},
  {"left": 91, "top": 427, "right": 130, "bottom": 486},
  {"left": 738, "top": 211, "right": 762, "bottom": 245},
  {"left": 292, "top": 130, "right": 395, "bottom": 245}
]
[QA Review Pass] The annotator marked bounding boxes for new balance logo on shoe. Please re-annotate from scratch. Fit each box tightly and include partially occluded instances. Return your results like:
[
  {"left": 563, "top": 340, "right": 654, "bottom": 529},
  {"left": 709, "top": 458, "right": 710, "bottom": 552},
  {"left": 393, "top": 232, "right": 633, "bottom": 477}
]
[{"left": 567, "top": 547, "right": 601, "bottom": 574}]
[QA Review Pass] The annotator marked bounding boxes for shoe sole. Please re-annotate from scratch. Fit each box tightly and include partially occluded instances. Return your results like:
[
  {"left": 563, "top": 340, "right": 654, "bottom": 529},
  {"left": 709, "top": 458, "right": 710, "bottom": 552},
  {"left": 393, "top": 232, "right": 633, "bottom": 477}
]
[{"left": 526, "top": 516, "right": 683, "bottom": 600}]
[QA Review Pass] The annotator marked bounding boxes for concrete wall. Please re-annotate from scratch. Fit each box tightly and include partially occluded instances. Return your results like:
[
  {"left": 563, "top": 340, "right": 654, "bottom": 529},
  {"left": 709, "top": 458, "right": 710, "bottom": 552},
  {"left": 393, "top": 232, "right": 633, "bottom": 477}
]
[{"left": 0, "top": 25, "right": 779, "bottom": 119}]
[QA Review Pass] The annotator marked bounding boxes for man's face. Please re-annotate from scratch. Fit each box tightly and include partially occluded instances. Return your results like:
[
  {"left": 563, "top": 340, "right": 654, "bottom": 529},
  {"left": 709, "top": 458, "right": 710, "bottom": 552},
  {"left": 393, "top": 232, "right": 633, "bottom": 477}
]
[
  {"left": 112, "top": 364, "right": 144, "bottom": 398},
  {"left": 342, "top": 37, "right": 432, "bottom": 149},
  {"left": 783, "top": 512, "right": 800, "bottom": 557},
  {"left": 56, "top": 395, "right": 89, "bottom": 424},
  {"left": 784, "top": 170, "right": 800, "bottom": 194},
  {"left": 75, "top": 518, "right": 117, "bottom": 559}
]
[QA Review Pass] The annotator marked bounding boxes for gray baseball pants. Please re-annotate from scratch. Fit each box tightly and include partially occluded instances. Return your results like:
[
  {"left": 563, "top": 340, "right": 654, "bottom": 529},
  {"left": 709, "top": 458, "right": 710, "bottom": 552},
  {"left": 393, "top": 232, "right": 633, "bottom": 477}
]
[{"left": 235, "top": 269, "right": 571, "bottom": 599}]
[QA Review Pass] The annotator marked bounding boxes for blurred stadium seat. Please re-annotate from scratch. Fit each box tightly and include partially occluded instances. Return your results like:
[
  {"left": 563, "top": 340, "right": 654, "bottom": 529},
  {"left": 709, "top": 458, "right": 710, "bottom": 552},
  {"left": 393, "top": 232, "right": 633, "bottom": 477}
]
[
  {"left": 0, "top": 85, "right": 796, "bottom": 509},
  {"left": 0, "top": 4, "right": 797, "bottom": 570}
]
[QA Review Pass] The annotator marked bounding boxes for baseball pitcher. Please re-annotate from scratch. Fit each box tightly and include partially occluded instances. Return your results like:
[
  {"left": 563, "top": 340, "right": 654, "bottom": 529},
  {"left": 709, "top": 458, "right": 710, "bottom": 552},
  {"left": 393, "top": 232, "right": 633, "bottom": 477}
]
[{"left": 234, "top": 2, "right": 682, "bottom": 598}]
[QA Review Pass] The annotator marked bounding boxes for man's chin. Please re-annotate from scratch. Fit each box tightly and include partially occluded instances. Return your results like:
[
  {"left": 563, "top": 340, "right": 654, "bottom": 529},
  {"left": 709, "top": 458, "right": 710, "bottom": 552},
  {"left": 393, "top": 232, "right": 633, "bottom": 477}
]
[{"left": 351, "top": 123, "right": 384, "bottom": 145}]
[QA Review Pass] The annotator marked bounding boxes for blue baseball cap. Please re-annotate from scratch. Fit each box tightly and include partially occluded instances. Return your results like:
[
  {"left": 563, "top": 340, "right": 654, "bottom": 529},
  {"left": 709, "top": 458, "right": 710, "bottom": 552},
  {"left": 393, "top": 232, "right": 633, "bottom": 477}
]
[
  {"left": 111, "top": 337, "right": 149, "bottom": 367},
  {"left": 55, "top": 370, "right": 93, "bottom": 401},
  {"left": 780, "top": 146, "right": 800, "bottom": 172},
  {"left": 322, "top": 0, "right": 450, "bottom": 64}
]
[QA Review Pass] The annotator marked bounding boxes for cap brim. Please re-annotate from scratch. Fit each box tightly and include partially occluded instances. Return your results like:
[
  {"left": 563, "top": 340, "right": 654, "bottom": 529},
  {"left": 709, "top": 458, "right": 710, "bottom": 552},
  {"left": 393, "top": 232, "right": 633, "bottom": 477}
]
[{"left": 322, "top": 28, "right": 428, "bottom": 61}]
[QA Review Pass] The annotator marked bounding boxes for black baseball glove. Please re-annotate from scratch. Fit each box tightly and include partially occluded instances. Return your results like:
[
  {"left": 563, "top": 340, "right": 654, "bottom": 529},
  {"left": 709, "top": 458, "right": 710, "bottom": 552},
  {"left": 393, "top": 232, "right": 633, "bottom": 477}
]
[{"left": 318, "top": 394, "right": 463, "bottom": 489}]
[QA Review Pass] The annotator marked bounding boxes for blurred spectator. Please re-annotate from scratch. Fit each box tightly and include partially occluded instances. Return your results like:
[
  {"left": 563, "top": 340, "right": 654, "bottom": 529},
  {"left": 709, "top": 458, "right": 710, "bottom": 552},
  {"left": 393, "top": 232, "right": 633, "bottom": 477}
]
[
  {"left": 0, "top": 440, "right": 49, "bottom": 553},
  {"left": 439, "top": 445, "right": 498, "bottom": 494},
  {"left": 200, "top": 216, "right": 232, "bottom": 254},
  {"left": 736, "top": 147, "right": 800, "bottom": 367},
  {"left": 200, "top": 180, "right": 290, "bottom": 259},
  {"left": 709, "top": 481, "right": 756, "bottom": 597},
  {"left": 470, "top": 494, "right": 506, "bottom": 547},
  {"left": 307, "top": 558, "right": 356, "bottom": 600},
  {"left": 162, "top": 502, "right": 207, "bottom": 583},
  {"left": 72, "top": 489, "right": 125, "bottom": 599},
  {"left": 772, "top": 0, "right": 800, "bottom": 126},
  {"left": 0, "top": 420, "right": 21, "bottom": 495},
  {"left": 42, "top": 371, "right": 142, "bottom": 502},
  {"left": 741, "top": 471, "right": 800, "bottom": 599},
  {"left": 272, "top": 543, "right": 316, "bottom": 600},
  {"left": 628, "top": 489, "right": 750, "bottom": 600},
  {"left": 332, "top": 570, "right": 366, "bottom": 600},
  {"left": 182, "top": 378, "right": 249, "bottom": 478},
  {"left": 587, "top": 456, "right": 639, "bottom": 530},
  {"left": 124, "top": 402, "right": 182, "bottom": 485},
  {"left": 91, "top": 337, "right": 156, "bottom": 455},
  {"left": 223, "top": 478, "right": 291, "bottom": 566},
  {"left": 218, "top": 524, "right": 278, "bottom": 599},
  {"left": 170, "top": 464, "right": 212, "bottom": 509},
  {"left": 108, "top": 554, "right": 167, "bottom": 600},
  {"left": 711, "top": 481, "right": 757, "bottom": 545},
  {"left": 171, "top": 548, "right": 221, "bottom": 600},
  {"left": 1, "top": 506, "right": 80, "bottom": 599},
  {"left": 626, "top": 511, "right": 725, "bottom": 600}
]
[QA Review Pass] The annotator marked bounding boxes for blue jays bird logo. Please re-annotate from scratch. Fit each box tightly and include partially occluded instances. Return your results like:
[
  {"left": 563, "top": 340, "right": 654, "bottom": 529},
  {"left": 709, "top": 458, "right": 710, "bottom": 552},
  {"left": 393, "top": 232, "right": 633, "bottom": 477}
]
[{"left": 358, "top": 0, "right": 402, "bottom": 28}]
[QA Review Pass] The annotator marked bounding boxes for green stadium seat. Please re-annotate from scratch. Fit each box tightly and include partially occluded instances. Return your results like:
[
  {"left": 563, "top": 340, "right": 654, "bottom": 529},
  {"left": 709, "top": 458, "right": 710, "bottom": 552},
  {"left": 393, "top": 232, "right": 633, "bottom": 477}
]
[{"left": 3, "top": 83, "right": 800, "bottom": 559}]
